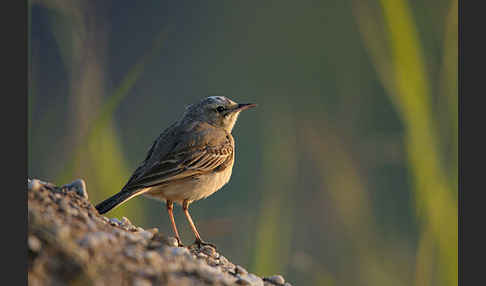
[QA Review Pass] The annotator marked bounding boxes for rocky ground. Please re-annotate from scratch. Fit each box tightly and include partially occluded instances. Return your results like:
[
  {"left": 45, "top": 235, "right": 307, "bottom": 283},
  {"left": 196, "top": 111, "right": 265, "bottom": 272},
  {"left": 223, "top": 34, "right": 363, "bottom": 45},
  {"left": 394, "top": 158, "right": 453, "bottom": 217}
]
[{"left": 28, "top": 178, "right": 291, "bottom": 286}]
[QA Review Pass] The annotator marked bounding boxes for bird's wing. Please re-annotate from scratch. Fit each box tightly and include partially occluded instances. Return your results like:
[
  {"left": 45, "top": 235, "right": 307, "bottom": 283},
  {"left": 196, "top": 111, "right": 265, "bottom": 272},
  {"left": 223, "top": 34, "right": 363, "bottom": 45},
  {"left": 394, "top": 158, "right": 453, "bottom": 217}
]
[{"left": 123, "top": 122, "right": 234, "bottom": 191}]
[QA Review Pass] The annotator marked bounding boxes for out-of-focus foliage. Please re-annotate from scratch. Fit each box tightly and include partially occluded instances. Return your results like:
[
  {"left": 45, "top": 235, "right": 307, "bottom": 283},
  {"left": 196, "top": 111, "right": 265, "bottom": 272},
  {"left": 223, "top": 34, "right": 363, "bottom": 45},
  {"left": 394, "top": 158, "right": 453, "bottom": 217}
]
[{"left": 28, "top": 0, "right": 457, "bottom": 285}]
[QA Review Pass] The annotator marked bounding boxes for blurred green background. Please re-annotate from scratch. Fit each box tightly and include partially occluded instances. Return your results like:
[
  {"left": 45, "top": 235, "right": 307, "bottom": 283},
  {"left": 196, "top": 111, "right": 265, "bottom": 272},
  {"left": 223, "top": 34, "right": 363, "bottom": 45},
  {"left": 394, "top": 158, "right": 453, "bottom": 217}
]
[{"left": 28, "top": 0, "right": 457, "bottom": 285}]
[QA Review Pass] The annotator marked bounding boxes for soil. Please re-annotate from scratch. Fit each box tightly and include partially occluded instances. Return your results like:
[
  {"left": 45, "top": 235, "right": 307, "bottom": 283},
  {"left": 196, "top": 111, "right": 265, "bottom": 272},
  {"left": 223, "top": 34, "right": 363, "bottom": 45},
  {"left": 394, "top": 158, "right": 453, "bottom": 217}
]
[{"left": 27, "top": 178, "right": 290, "bottom": 286}]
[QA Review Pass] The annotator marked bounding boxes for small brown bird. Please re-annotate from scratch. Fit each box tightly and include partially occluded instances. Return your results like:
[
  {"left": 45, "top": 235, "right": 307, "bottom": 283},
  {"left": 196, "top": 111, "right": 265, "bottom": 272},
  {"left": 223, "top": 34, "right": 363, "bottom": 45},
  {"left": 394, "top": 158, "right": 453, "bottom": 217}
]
[{"left": 95, "top": 96, "right": 256, "bottom": 247}]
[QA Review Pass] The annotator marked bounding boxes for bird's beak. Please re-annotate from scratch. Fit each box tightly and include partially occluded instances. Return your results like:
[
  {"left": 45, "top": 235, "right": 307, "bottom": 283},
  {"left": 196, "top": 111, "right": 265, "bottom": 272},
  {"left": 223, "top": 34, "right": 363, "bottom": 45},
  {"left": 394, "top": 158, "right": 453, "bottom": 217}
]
[{"left": 234, "top": 103, "right": 257, "bottom": 112}]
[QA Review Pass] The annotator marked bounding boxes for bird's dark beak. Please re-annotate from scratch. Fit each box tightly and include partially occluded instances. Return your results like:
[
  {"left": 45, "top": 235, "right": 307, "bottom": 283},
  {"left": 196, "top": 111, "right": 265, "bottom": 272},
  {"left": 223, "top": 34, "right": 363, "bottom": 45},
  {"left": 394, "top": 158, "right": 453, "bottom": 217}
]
[{"left": 235, "top": 103, "right": 257, "bottom": 112}]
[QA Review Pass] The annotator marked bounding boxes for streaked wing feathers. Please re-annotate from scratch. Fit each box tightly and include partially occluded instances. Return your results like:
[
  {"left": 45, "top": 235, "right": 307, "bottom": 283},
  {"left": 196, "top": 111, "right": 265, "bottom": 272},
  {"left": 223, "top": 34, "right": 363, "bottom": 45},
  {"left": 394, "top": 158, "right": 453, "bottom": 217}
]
[{"left": 125, "top": 139, "right": 233, "bottom": 190}]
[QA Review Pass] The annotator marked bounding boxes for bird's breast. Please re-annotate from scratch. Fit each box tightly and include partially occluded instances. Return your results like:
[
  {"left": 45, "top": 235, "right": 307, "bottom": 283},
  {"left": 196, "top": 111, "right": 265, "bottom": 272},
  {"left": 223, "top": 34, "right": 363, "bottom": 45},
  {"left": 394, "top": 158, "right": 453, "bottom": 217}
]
[{"left": 144, "top": 161, "right": 234, "bottom": 204}]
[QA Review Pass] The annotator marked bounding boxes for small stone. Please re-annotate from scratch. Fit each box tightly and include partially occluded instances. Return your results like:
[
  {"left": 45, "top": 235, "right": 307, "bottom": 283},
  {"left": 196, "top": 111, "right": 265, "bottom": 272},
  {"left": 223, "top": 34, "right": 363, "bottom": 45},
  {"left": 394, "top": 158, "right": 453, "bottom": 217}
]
[
  {"left": 139, "top": 231, "right": 154, "bottom": 240},
  {"left": 148, "top": 240, "right": 163, "bottom": 250},
  {"left": 235, "top": 265, "right": 248, "bottom": 275},
  {"left": 127, "top": 225, "right": 138, "bottom": 232},
  {"left": 144, "top": 250, "right": 159, "bottom": 262},
  {"left": 76, "top": 248, "right": 90, "bottom": 262},
  {"left": 241, "top": 274, "right": 264, "bottom": 286},
  {"left": 132, "top": 278, "right": 151, "bottom": 286},
  {"left": 207, "top": 257, "right": 220, "bottom": 267},
  {"left": 168, "top": 246, "right": 190, "bottom": 257},
  {"left": 121, "top": 216, "right": 132, "bottom": 226},
  {"left": 55, "top": 225, "right": 71, "bottom": 240},
  {"left": 109, "top": 218, "right": 121, "bottom": 226},
  {"left": 146, "top": 227, "right": 159, "bottom": 234},
  {"left": 112, "top": 228, "right": 124, "bottom": 237},
  {"left": 195, "top": 263, "right": 222, "bottom": 281},
  {"left": 28, "top": 179, "right": 42, "bottom": 192},
  {"left": 197, "top": 252, "right": 208, "bottom": 259},
  {"left": 166, "top": 237, "right": 179, "bottom": 247},
  {"left": 79, "top": 231, "right": 115, "bottom": 249},
  {"left": 219, "top": 255, "right": 229, "bottom": 265},
  {"left": 265, "top": 275, "right": 285, "bottom": 285},
  {"left": 79, "top": 234, "right": 100, "bottom": 249},
  {"left": 126, "top": 233, "right": 143, "bottom": 243},
  {"left": 201, "top": 245, "right": 216, "bottom": 257},
  {"left": 28, "top": 235, "right": 41, "bottom": 252},
  {"left": 222, "top": 263, "right": 236, "bottom": 273},
  {"left": 236, "top": 278, "right": 252, "bottom": 285},
  {"left": 62, "top": 179, "right": 88, "bottom": 199},
  {"left": 124, "top": 246, "right": 142, "bottom": 261}
]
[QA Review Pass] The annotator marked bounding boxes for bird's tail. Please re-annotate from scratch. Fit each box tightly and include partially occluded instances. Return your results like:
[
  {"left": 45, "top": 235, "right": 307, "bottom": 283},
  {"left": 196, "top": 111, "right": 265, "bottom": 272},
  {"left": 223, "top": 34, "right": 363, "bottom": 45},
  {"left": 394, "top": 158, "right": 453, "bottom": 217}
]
[{"left": 95, "top": 189, "right": 142, "bottom": 214}]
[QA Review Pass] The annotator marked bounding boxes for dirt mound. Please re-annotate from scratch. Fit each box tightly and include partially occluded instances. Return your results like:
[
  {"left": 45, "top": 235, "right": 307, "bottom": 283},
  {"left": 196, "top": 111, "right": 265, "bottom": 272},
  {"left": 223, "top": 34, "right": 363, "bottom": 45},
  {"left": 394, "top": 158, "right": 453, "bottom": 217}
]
[{"left": 27, "top": 178, "right": 290, "bottom": 286}]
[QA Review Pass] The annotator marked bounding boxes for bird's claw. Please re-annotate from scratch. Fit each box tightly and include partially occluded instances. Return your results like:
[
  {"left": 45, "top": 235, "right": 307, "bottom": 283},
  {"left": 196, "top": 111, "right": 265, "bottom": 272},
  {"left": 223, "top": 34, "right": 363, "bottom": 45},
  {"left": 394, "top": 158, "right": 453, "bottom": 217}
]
[
  {"left": 175, "top": 237, "right": 184, "bottom": 247},
  {"left": 192, "top": 239, "right": 217, "bottom": 250}
]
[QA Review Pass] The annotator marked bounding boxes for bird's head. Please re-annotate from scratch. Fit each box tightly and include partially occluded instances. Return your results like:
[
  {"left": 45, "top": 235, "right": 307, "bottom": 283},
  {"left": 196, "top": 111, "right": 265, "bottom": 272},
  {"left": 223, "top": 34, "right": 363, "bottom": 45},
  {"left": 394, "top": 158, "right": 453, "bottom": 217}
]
[{"left": 183, "top": 96, "right": 257, "bottom": 132}]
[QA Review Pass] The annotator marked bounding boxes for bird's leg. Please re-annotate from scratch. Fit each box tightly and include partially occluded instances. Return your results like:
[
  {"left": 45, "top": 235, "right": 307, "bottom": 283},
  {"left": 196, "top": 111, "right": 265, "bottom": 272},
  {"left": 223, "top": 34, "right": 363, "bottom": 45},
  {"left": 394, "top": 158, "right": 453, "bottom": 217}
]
[
  {"left": 182, "top": 200, "right": 217, "bottom": 249},
  {"left": 166, "top": 200, "right": 183, "bottom": 247}
]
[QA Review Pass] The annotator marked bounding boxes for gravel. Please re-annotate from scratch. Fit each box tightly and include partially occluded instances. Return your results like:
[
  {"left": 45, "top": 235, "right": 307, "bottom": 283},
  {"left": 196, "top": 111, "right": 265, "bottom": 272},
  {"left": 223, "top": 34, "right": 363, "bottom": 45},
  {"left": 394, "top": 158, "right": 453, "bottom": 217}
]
[
  {"left": 28, "top": 178, "right": 291, "bottom": 286},
  {"left": 263, "top": 275, "right": 286, "bottom": 285}
]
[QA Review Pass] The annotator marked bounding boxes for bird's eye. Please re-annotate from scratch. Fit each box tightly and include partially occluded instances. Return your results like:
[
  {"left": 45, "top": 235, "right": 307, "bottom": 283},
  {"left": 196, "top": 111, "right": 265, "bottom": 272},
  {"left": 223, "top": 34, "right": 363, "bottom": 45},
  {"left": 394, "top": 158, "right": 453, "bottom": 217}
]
[{"left": 216, "top": 106, "right": 225, "bottom": 112}]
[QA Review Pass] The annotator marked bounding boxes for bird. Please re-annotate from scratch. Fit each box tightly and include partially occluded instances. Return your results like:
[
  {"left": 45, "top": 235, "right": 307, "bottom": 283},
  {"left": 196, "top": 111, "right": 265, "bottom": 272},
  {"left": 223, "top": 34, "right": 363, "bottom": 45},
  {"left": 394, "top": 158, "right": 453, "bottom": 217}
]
[{"left": 95, "top": 96, "right": 257, "bottom": 248}]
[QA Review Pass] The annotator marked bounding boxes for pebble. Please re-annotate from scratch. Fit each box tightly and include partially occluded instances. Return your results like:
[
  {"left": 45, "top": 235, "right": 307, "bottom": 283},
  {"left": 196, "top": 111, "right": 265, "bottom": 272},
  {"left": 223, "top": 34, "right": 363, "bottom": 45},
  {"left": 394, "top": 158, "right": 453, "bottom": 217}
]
[
  {"left": 132, "top": 278, "right": 151, "bottom": 286},
  {"left": 207, "top": 257, "right": 220, "bottom": 267},
  {"left": 55, "top": 225, "right": 71, "bottom": 240},
  {"left": 58, "top": 199, "right": 70, "bottom": 213},
  {"left": 139, "top": 231, "right": 154, "bottom": 240},
  {"left": 196, "top": 263, "right": 221, "bottom": 281},
  {"left": 121, "top": 216, "right": 132, "bottom": 226},
  {"left": 222, "top": 263, "right": 236, "bottom": 274},
  {"left": 28, "top": 235, "right": 42, "bottom": 252},
  {"left": 235, "top": 265, "right": 248, "bottom": 275},
  {"left": 144, "top": 250, "right": 159, "bottom": 262},
  {"left": 197, "top": 252, "right": 208, "bottom": 259},
  {"left": 62, "top": 179, "right": 88, "bottom": 199},
  {"left": 79, "top": 231, "right": 115, "bottom": 248},
  {"left": 148, "top": 240, "right": 163, "bottom": 250},
  {"left": 126, "top": 232, "right": 143, "bottom": 243},
  {"left": 109, "top": 218, "right": 121, "bottom": 226},
  {"left": 146, "top": 227, "right": 159, "bottom": 234},
  {"left": 85, "top": 220, "right": 96, "bottom": 231},
  {"left": 76, "top": 248, "right": 90, "bottom": 262},
  {"left": 79, "top": 234, "right": 100, "bottom": 249},
  {"left": 265, "top": 275, "right": 285, "bottom": 285},
  {"left": 166, "top": 237, "right": 179, "bottom": 247},
  {"left": 239, "top": 273, "right": 264, "bottom": 286},
  {"left": 28, "top": 179, "right": 42, "bottom": 192},
  {"left": 124, "top": 246, "right": 142, "bottom": 261},
  {"left": 168, "top": 246, "right": 190, "bottom": 257},
  {"left": 236, "top": 278, "right": 252, "bottom": 285},
  {"left": 127, "top": 225, "right": 138, "bottom": 232},
  {"left": 201, "top": 245, "right": 217, "bottom": 257},
  {"left": 219, "top": 255, "right": 229, "bottom": 265},
  {"left": 28, "top": 177, "right": 291, "bottom": 286}
]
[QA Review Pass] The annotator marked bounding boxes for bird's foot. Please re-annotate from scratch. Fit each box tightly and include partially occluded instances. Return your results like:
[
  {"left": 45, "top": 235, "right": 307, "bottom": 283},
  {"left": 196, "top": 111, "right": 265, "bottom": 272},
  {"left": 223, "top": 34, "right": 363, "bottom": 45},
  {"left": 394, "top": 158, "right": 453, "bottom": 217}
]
[
  {"left": 192, "top": 238, "right": 217, "bottom": 250},
  {"left": 174, "top": 236, "right": 185, "bottom": 247}
]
